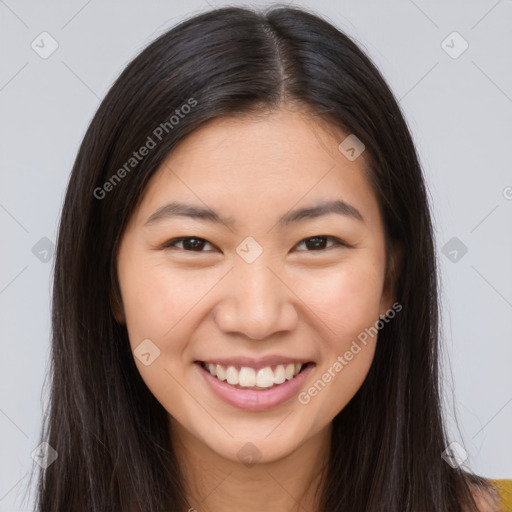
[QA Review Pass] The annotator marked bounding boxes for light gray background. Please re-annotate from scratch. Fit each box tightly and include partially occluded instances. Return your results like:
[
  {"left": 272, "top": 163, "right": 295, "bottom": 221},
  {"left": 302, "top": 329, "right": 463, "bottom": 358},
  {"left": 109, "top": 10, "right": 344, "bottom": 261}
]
[{"left": 1, "top": 0, "right": 511, "bottom": 510}]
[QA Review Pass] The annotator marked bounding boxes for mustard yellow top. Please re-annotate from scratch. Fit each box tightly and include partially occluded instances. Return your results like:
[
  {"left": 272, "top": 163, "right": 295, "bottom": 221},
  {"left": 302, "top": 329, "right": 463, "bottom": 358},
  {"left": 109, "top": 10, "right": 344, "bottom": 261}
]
[{"left": 489, "top": 479, "right": 512, "bottom": 511}]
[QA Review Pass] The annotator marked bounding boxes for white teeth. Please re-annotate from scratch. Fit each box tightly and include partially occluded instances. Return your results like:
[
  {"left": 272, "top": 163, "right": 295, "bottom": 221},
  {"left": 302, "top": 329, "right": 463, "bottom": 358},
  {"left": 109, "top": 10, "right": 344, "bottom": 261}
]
[
  {"left": 256, "top": 367, "right": 274, "bottom": 388},
  {"left": 226, "top": 366, "right": 239, "bottom": 385},
  {"left": 274, "top": 364, "right": 286, "bottom": 384},
  {"left": 285, "top": 363, "right": 295, "bottom": 380},
  {"left": 204, "top": 362, "right": 304, "bottom": 388},
  {"left": 239, "top": 367, "right": 256, "bottom": 387},
  {"left": 216, "top": 364, "right": 226, "bottom": 381}
]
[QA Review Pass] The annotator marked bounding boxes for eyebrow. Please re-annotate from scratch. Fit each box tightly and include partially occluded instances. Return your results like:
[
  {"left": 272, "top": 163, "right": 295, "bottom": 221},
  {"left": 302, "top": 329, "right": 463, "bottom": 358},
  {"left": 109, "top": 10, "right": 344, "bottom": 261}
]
[{"left": 144, "top": 199, "right": 365, "bottom": 228}]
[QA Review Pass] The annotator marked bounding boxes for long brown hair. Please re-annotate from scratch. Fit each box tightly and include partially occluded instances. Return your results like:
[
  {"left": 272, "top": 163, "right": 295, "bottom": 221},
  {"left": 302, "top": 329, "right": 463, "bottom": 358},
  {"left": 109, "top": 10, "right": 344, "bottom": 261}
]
[{"left": 36, "top": 5, "right": 489, "bottom": 511}]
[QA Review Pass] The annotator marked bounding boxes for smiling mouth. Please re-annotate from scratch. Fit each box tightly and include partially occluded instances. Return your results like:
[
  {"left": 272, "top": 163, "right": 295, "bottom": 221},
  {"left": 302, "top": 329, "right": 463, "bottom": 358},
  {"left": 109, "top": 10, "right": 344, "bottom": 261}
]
[{"left": 197, "top": 361, "right": 312, "bottom": 390}]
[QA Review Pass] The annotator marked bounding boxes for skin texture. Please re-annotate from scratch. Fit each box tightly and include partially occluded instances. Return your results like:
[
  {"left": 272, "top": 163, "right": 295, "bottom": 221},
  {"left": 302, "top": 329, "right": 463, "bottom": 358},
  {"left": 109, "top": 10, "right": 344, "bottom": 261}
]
[{"left": 115, "top": 107, "right": 400, "bottom": 512}]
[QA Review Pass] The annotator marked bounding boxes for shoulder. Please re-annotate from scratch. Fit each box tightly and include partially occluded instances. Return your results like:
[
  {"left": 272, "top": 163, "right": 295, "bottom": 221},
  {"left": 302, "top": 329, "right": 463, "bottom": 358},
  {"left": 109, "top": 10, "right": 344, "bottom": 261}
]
[{"left": 470, "top": 479, "right": 512, "bottom": 512}]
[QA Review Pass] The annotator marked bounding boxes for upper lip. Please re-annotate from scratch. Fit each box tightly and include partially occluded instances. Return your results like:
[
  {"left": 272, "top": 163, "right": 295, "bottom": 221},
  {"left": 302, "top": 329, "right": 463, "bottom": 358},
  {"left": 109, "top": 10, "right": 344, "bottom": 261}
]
[{"left": 196, "top": 356, "right": 313, "bottom": 368}]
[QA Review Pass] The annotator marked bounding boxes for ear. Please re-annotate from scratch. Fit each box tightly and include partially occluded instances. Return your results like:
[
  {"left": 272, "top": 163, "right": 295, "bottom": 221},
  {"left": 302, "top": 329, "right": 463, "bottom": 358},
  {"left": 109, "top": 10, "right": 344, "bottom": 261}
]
[{"left": 379, "top": 241, "right": 402, "bottom": 316}]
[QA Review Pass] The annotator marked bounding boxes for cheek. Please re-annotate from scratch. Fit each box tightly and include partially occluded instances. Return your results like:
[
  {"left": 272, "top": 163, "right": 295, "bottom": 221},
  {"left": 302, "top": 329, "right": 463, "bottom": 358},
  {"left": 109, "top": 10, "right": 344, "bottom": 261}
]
[
  {"left": 120, "top": 265, "right": 178, "bottom": 346},
  {"left": 119, "top": 255, "right": 220, "bottom": 351},
  {"left": 117, "top": 257, "right": 202, "bottom": 419},
  {"left": 292, "top": 258, "right": 382, "bottom": 417},
  {"left": 307, "top": 344, "right": 376, "bottom": 422},
  {"left": 293, "top": 257, "right": 384, "bottom": 339}
]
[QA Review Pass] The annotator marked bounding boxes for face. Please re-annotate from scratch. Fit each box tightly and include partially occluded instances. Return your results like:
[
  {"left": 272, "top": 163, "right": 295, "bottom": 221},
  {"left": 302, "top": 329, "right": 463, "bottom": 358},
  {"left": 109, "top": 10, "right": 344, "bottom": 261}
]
[{"left": 115, "top": 107, "right": 398, "bottom": 464}]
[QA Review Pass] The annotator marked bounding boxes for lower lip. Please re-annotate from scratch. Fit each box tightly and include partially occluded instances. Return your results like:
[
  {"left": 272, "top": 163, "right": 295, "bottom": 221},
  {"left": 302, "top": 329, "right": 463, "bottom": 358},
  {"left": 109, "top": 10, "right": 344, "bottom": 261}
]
[{"left": 195, "top": 362, "right": 315, "bottom": 411}]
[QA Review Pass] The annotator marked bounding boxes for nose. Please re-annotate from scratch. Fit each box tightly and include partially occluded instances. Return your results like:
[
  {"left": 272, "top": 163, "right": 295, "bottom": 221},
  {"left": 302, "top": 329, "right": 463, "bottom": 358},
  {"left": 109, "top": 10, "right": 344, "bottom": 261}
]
[{"left": 213, "top": 258, "right": 299, "bottom": 340}]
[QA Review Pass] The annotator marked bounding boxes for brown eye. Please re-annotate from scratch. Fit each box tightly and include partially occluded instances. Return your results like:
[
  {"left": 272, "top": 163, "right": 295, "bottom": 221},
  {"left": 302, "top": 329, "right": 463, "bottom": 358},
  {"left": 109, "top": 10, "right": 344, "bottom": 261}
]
[
  {"left": 295, "top": 236, "right": 345, "bottom": 251},
  {"left": 163, "top": 237, "right": 215, "bottom": 252}
]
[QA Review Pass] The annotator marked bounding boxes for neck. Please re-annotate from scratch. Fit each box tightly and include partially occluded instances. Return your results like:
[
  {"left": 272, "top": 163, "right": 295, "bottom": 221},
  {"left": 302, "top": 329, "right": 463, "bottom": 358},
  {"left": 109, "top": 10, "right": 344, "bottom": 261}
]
[{"left": 169, "top": 420, "right": 332, "bottom": 512}]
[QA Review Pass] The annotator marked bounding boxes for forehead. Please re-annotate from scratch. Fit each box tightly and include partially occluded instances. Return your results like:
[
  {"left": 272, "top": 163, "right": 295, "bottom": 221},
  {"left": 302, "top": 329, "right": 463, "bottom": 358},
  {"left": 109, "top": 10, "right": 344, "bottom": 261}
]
[{"left": 133, "top": 109, "right": 382, "bottom": 233}]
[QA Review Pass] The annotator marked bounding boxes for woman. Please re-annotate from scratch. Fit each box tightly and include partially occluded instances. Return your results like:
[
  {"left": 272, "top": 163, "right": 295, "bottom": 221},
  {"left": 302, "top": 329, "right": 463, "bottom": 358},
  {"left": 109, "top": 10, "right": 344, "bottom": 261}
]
[{"left": 35, "top": 5, "right": 511, "bottom": 511}]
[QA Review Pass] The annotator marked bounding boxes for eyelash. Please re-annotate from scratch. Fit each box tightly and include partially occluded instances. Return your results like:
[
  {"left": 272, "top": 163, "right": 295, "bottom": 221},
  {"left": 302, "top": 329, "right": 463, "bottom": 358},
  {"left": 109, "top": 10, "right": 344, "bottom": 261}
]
[{"left": 162, "top": 235, "right": 347, "bottom": 253}]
